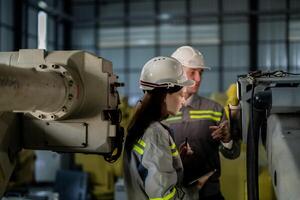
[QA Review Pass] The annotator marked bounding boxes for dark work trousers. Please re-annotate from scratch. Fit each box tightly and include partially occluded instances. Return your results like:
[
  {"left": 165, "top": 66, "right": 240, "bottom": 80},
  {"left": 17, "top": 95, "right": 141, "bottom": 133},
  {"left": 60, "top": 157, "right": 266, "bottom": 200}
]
[{"left": 198, "top": 191, "right": 225, "bottom": 200}]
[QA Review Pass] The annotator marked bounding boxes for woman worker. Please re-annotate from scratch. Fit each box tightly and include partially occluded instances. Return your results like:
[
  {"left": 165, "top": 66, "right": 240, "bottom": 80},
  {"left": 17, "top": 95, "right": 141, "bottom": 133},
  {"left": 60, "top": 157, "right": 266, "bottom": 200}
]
[{"left": 123, "top": 56, "right": 194, "bottom": 200}]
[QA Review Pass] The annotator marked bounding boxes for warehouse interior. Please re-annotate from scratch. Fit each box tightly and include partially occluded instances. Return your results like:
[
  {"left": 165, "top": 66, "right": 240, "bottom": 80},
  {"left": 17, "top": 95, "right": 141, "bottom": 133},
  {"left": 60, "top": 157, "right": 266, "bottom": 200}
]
[{"left": 1, "top": 0, "right": 300, "bottom": 199}]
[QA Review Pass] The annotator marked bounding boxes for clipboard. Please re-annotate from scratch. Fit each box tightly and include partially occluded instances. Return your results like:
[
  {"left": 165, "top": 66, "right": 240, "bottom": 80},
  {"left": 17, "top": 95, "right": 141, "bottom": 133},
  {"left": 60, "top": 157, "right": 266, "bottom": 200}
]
[{"left": 188, "top": 169, "right": 217, "bottom": 185}]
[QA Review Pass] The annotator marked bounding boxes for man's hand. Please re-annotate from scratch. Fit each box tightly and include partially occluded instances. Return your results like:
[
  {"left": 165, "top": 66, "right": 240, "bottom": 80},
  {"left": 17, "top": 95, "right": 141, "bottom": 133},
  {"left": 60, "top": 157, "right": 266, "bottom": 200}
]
[{"left": 209, "top": 120, "right": 231, "bottom": 143}]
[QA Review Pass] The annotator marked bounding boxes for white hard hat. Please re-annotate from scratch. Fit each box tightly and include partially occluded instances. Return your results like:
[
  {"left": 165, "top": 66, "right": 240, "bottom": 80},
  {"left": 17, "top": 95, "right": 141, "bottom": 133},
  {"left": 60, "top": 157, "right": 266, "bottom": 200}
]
[
  {"left": 171, "top": 46, "right": 211, "bottom": 70},
  {"left": 140, "top": 56, "right": 194, "bottom": 91}
]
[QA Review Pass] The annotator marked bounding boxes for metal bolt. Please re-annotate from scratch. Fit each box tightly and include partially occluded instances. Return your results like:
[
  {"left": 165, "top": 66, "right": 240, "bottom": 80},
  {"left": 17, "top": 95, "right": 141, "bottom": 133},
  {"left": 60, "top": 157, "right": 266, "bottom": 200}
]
[
  {"left": 68, "top": 94, "right": 73, "bottom": 100},
  {"left": 38, "top": 114, "right": 44, "bottom": 119},
  {"left": 39, "top": 64, "right": 47, "bottom": 69},
  {"left": 50, "top": 115, "right": 56, "bottom": 119},
  {"left": 52, "top": 64, "right": 59, "bottom": 69},
  {"left": 63, "top": 71, "right": 70, "bottom": 76},
  {"left": 68, "top": 80, "right": 73, "bottom": 86},
  {"left": 62, "top": 106, "right": 67, "bottom": 112}
]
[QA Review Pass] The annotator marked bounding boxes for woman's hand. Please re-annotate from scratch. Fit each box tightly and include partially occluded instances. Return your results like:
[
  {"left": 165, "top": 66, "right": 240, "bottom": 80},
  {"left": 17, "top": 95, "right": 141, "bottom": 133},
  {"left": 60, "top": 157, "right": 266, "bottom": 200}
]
[{"left": 179, "top": 141, "right": 194, "bottom": 157}]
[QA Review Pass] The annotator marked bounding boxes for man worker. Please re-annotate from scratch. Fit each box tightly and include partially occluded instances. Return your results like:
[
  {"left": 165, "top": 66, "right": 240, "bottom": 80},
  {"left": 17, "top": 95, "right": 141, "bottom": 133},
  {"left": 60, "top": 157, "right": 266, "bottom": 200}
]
[{"left": 167, "top": 46, "right": 241, "bottom": 200}]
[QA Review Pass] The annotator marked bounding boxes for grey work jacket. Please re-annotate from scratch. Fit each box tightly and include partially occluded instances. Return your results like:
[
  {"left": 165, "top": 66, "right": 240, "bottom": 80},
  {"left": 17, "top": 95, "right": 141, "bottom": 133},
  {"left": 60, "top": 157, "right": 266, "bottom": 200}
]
[
  {"left": 165, "top": 95, "right": 240, "bottom": 197},
  {"left": 123, "top": 122, "right": 185, "bottom": 200}
]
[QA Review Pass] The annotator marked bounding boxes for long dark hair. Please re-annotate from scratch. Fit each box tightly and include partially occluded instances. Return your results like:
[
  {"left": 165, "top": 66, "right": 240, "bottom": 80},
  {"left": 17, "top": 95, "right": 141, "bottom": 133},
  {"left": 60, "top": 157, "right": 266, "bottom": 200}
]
[{"left": 124, "top": 86, "right": 182, "bottom": 154}]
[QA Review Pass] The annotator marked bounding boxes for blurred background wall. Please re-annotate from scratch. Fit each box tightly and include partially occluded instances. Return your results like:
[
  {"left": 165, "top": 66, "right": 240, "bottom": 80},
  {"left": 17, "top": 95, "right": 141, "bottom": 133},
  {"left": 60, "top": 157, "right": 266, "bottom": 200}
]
[{"left": 1, "top": 0, "right": 299, "bottom": 199}]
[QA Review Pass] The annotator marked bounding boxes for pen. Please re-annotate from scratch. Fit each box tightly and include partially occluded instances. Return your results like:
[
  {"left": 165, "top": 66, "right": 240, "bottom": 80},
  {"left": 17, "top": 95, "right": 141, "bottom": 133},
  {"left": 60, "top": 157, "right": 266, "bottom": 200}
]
[{"left": 218, "top": 120, "right": 227, "bottom": 129}]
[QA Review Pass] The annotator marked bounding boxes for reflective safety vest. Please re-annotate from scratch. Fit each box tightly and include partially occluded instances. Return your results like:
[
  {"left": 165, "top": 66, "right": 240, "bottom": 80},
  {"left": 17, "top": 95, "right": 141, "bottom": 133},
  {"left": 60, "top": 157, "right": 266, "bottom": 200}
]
[
  {"left": 166, "top": 110, "right": 222, "bottom": 123},
  {"left": 124, "top": 122, "right": 185, "bottom": 200}
]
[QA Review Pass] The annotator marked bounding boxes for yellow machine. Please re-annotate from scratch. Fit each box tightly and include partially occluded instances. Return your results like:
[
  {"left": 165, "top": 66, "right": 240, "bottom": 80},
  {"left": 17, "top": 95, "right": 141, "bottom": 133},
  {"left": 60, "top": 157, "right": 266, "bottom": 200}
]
[
  {"left": 74, "top": 97, "right": 133, "bottom": 200},
  {"left": 6, "top": 150, "right": 35, "bottom": 189},
  {"left": 75, "top": 154, "right": 123, "bottom": 200}
]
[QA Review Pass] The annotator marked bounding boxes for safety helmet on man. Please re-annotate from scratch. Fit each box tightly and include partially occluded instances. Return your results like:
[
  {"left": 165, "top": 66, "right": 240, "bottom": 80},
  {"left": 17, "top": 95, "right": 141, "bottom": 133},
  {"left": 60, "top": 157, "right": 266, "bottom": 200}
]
[
  {"left": 140, "top": 56, "right": 194, "bottom": 91},
  {"left": 171, "top": 46, "right": 211, "bottom": 70}
]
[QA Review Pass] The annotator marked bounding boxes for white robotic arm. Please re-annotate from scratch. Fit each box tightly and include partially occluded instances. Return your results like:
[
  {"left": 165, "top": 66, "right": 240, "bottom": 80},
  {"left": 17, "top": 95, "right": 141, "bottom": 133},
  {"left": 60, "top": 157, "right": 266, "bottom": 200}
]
[
  {"left": 236, "top": 71, "right": 300, "bottom": 200},
  {"left": 0, "top": 49, "right": 124, "bottom": 196}
]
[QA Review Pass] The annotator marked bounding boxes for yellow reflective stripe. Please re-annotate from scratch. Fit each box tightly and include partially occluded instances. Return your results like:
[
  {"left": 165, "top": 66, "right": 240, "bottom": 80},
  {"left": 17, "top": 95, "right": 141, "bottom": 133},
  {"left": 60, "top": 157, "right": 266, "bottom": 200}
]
[
  {"left": 172, "top": 150, "right": 179, "bottom": 156},
  {"left": 137, "top": 139, "right": 146, "bottom": 147},
  {"left": 133, "top": 139, "right": 146, "bottom": 155},
  {"left": 150, "top": 187, "right": 177, "bottom": 200},
  {"left": 165, "top": 116, "right": 182, "bottom": 121},
  {"left": 190, "top": 115, "right": 221, "bottom": 122},
  {"left": 170, "top": 143, "right": 176, "bottom": 149},
  {"left": 189, "top": 110, "right": 222, "bottom": 116},
  {"left": 133, "top": 145, "right": 144, "bottom": 155},
  {"left": 175, "top": 111, "right": 182, "bottom": 115},
  {"left": 169, "top": 143, "right": 178, "bottom": 156},
  {"left": 166, "top": 111, "right": 182, "bottom": 121}
]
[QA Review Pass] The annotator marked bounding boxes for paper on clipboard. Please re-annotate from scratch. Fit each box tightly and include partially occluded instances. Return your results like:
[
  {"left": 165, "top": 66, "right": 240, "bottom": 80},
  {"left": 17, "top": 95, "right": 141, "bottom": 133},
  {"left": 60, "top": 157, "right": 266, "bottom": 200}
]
[{"left": 188, "top": 169, "right": 217, "bottom": 186}]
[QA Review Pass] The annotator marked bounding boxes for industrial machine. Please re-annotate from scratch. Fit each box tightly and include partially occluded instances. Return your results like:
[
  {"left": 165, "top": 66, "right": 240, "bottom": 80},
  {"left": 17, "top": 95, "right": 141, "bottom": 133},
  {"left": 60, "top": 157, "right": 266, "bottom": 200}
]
[
  {"left": 235, "top": 71, "right": 300, "bottom": 200},
  {"left": 0, "top": 49, "right": 124, "bottom": 196}
]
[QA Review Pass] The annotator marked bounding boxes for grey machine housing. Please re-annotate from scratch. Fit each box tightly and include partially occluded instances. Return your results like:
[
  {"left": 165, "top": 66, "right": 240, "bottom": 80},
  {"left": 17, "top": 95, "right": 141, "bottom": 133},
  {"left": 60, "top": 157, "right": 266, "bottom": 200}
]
[
  {"left": 237, "top": 72, "right": 300, "bottom": 200},
  {"left": 0, "top": 49, "right": 124, "bottom": 195}
]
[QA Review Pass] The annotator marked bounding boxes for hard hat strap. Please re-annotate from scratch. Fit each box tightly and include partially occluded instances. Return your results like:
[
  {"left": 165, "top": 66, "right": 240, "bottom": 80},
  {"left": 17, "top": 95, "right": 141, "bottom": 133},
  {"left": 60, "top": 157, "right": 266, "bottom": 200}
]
[{"left": 140, "top": 80, "right": 175, "bottom": 89}]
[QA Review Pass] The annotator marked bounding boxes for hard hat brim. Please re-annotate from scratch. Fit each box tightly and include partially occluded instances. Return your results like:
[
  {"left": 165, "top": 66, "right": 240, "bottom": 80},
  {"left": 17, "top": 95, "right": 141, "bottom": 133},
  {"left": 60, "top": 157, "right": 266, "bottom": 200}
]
[
  {"left": 140, "top": 79, "right": 194, "bottom": 90},
  {"left": 184, "top": 65, "right": 211, "bottom": 70},
  {"left": 178, "top": 79, "right": 195, "bottom": 87}
]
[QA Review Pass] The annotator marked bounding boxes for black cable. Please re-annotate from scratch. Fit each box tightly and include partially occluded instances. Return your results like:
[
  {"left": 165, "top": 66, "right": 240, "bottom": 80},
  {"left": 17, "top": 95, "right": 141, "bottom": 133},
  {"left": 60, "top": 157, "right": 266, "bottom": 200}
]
[
  {"left": 246, "top": 80, "right": 259, "bottom": 200},
  {"left": 104, "top": 125, "right": 124, "bottom": 163},
  {"left": 249, "top": 70, "right": 300, "bottom": 78},
  {"left": 104, "top": 106, "right": 124, "bottom": 162}
]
